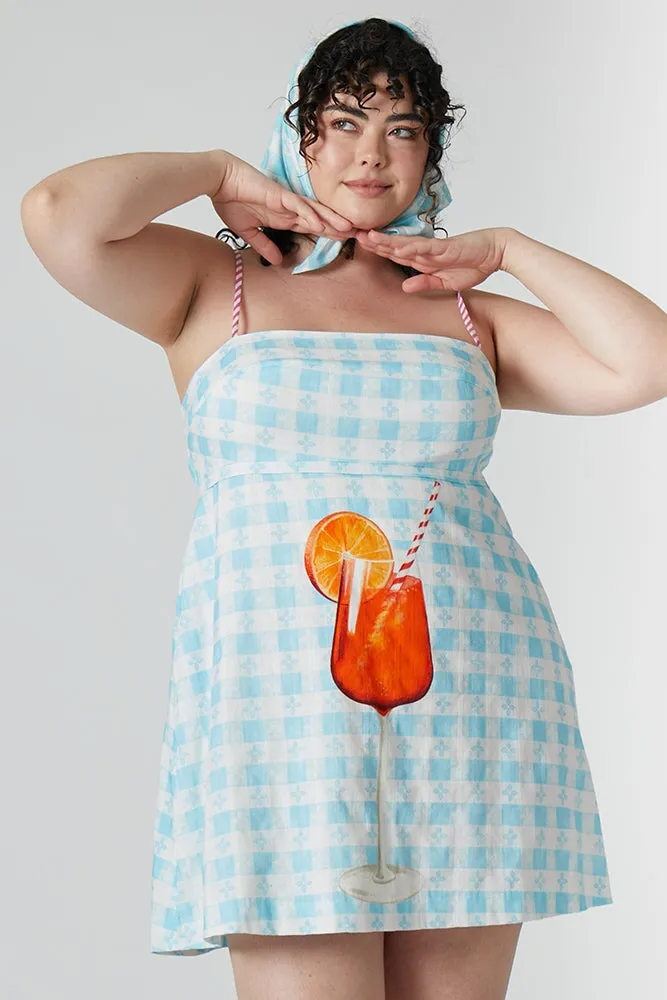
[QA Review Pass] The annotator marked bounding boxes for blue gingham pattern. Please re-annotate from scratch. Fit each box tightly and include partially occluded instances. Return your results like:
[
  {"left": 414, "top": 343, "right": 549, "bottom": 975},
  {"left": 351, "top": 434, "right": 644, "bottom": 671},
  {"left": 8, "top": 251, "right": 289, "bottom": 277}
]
[{"left": 150, "top": 330, "right": 613, "bottom": 955}]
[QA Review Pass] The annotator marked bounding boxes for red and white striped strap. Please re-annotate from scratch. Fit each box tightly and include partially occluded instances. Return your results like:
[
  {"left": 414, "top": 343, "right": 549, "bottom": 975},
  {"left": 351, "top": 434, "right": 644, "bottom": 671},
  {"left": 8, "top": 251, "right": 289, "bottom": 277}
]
[
  {"left": 456, "top": 291, "right": 482, "bottom": 347},
  {"left": 231, "top": 249, "right": 244, "bottom": 338},
  {"left": 231, "top": 249, "right": 481, "bottom": 349}
]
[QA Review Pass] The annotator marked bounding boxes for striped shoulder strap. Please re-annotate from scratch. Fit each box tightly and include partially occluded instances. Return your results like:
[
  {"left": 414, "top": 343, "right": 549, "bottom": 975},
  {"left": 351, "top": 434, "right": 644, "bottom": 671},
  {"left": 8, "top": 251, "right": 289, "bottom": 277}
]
[
  {"left": 456, "top": 291, "right": 482, "bottom": 347},
  {"left": 231, "top": 249, "right": 244, "bottom": 338},
  {"left": 231, "top": 249, "right": 482, "bottom": 348}
]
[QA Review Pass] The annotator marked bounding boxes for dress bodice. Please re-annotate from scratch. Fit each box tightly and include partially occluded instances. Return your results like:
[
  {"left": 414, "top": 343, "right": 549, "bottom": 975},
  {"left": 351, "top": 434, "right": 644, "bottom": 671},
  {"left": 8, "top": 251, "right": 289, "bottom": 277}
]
[{"left": 181, "top": 329, "right": 501, "bottom": 493}]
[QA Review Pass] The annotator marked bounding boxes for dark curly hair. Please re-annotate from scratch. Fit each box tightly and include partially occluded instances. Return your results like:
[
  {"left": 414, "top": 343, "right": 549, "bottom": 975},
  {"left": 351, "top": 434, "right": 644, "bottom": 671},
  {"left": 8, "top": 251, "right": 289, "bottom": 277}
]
[{"left": 215, "top": 17, "right": 466, "bottom": 279}]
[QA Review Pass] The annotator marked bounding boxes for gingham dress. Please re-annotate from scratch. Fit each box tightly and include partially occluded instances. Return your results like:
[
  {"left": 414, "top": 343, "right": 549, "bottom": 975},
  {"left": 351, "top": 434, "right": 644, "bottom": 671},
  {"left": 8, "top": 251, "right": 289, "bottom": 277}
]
[{"left": 150, "top": 249, "right": 613, "bottom": 955}]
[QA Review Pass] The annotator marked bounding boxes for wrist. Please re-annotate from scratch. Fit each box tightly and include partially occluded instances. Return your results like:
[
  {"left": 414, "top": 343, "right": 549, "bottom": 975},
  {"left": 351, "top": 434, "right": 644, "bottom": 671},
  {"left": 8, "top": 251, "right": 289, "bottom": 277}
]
[
  {"left": 205, "top": 149, "right": 235, "bottom": 200},
  {"left": 499, "top": 228, "right": 530, "bottom": 272}
]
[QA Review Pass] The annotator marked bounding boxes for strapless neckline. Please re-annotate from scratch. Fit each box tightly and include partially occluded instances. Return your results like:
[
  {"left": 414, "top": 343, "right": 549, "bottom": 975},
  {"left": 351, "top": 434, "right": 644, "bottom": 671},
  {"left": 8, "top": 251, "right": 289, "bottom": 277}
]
[{"left": 180, "top": 328, "right": 498, "bottom": 411}]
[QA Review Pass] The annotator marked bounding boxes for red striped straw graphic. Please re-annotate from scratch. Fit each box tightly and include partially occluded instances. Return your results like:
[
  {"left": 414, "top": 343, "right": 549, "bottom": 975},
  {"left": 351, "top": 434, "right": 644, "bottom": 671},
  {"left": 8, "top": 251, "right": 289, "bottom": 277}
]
[{"left": 389, "top": 479, "right": 442, "bottom": 590}]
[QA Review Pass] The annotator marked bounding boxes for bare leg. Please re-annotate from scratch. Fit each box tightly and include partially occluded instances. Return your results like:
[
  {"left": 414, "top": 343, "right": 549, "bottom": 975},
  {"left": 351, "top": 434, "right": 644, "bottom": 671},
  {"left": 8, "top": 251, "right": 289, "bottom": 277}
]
[
  {"left": 227, "top": 930, "right": 385, "bottom": 1000},
  {"left": 384, "top": 923, "right": 523, "bottom": 1000}
]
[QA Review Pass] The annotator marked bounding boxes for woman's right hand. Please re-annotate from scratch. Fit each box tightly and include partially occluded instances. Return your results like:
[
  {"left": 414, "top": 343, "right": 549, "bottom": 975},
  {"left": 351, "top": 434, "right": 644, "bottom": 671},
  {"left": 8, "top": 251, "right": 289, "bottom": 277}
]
[{"left": 210, "top": 152, "right": 359, "bottom": 264}]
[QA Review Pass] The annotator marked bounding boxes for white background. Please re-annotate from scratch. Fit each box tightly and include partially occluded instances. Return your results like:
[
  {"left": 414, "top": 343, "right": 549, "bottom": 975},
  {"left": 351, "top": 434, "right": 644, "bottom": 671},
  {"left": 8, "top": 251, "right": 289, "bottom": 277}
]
[{"left": 3, "top": 2, "right": 666, "bottom": 997}]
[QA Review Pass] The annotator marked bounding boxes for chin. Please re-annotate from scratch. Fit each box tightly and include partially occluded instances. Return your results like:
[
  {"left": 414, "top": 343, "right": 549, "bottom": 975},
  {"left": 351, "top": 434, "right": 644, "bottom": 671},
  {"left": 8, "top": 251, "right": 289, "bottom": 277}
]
[
  {"left": 354, "top": 220, "right": 394, "bottom": 234},
  {"left": 340, "top": 212, "right": 392, "bottom": 231}
]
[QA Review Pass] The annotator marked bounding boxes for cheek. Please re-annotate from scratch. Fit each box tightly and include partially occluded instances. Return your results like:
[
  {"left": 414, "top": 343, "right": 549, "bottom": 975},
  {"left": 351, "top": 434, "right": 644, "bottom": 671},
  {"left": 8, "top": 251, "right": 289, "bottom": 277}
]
[
  {"left": 401, "top": 149, "right": 430, "bottom": 190},
  {"left": 319, "top": 132, "right": 347, "bottom": 157},
  {"left": 310, "top": 138, "right": 350, "bottom": 179},
  {"left": 404, "top": 140, "right": 429, "bottom": 168}
]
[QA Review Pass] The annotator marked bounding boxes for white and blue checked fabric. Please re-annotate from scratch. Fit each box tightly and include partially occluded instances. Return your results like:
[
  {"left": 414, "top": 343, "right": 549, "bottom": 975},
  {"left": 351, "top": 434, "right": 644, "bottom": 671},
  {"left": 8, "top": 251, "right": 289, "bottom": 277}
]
[{"left": 150, "top": 328, "right": 613, "bottom": 955}]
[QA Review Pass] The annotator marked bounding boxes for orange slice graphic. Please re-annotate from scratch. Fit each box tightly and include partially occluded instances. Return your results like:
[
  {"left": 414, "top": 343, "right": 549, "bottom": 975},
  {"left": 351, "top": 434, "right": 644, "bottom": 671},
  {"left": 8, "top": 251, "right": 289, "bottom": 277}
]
[{"left": 304, "top": 511, "right": 395, "bottom": 602}]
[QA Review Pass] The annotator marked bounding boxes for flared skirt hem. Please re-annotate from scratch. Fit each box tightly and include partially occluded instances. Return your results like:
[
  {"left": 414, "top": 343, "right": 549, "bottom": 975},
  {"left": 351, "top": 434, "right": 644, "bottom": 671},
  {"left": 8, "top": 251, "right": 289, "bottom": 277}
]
[{"left": 150, "top": 893, "right": 614, "bottom": 955}]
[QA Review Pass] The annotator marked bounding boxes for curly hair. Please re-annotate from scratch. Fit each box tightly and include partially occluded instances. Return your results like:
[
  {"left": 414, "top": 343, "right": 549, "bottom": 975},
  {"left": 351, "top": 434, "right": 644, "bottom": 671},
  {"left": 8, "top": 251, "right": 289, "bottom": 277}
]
[{"left": 215, "top": 17, "right": 466, "bottom": 278}]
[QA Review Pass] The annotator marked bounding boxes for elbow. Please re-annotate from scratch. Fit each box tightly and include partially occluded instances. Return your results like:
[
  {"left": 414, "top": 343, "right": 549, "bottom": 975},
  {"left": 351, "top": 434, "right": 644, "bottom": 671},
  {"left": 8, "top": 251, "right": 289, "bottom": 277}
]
[{"left": 20, "top": 185, "right": 59, "bottom": 238}]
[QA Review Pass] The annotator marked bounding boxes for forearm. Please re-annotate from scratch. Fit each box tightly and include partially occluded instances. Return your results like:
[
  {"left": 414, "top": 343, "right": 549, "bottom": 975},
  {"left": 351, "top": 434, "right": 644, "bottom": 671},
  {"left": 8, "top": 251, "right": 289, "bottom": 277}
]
[
  {"left": 22, "top": 149, "right": 231, "bottom": 242},
  {"left": 499, "top": 228, "right": 667, "bottom": 384}
]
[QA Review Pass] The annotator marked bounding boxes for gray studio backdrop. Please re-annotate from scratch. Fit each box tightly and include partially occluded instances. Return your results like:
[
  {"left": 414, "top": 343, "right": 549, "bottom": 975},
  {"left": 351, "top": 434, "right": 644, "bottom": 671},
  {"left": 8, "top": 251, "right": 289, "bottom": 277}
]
[{"left": 3, "top": 2, "right": 666, "bottom": 998}]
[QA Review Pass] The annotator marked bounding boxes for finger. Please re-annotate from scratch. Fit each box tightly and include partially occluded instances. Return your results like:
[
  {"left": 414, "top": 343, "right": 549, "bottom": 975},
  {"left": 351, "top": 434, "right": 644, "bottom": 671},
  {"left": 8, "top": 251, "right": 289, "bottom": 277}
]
[
  {"left": 355, "top": 233, "right": 415, "bottom": 257},
  {"left": 303, "top": 210, "right": 356, "bottom": 240},
  {"left": 282, "top": 192, "right": 325, "bottom": 233},
  {"left": 303, "top": 196, "right": 356, "bottom": 233},
  {"left": 360, "top": 241, "right": 422, "bottom": 264},
  {"left": 293, "top": 212, "right": 355, "bottom": 242},
  {"left": 365, "top": 230, "right": 416, "bottom": 246},
  {"left": 367, "top": 231, "right": 439, "bottom": 254},
  {"left": 370, "top": 242, "right": 441, "bottom": 268},
  {"left": 402, "top": 273, "right": 442, "bottom": 293},
  {"left": 240, "top": 228, "right": 284, "bottom": 265},
  {"left": 299, "top": 195, "right": 352, "bottom": 229},
  {"left": 283, "top": 213, "right": 348, "bottom": 244},
  {"left": 291, "top": 212, "right": 324, "bottom": 234},
  {"left": 295, "top": 204, "right": 326, "bottom": 233},
  {"left": 364, "top": 245, "right": 445, "bottom": 279}
]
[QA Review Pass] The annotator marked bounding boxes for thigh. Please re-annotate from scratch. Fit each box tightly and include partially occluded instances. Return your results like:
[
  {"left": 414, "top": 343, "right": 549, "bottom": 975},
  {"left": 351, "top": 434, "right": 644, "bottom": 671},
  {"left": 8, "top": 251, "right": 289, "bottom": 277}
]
[
  {"left": 227, "top": 930, "right": 386, "bottom": 1000},
  {"left": 384, "top": 923, "right": 523, "bottom": 1000}
]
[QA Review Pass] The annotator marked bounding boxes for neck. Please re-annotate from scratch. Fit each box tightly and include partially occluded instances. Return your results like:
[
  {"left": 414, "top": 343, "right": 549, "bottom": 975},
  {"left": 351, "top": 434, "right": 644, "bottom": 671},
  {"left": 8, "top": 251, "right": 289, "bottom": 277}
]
[{"left": 286, "top": 234, "right": 406, "bottom": 285}]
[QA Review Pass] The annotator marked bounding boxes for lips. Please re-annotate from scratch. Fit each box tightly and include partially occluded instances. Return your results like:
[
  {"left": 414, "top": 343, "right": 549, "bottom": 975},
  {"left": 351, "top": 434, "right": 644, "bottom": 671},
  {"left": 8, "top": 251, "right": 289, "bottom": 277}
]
[
  {"left": 344, "top": 182, "right": 391, "bottom": 198},
  {"left": 345, "top": 181, "right": 390, "bottom": 189}
]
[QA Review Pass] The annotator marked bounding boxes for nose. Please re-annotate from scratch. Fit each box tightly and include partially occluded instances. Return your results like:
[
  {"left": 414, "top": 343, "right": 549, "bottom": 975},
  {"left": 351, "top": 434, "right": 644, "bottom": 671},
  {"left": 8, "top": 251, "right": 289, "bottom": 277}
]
[{"left": 355, "top": 137, "right": 387, "bottom": 169}]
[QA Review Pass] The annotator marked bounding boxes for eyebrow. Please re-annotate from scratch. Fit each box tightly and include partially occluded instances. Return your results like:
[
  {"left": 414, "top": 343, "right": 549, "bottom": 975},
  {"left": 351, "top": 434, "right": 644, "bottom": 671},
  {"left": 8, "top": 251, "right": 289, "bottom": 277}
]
[{"left": 321, "top": 102, "right": 424, "bottom": 125}]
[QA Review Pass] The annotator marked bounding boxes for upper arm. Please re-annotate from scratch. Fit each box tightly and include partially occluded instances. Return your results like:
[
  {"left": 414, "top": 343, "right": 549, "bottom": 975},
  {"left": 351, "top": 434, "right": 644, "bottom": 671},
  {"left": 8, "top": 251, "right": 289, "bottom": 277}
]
[
  {"left": 479, "top": 290, "right": 664, "bottom": 415},
  {"left": 20, "top": 189, "right": 226, "bottom": 348}
]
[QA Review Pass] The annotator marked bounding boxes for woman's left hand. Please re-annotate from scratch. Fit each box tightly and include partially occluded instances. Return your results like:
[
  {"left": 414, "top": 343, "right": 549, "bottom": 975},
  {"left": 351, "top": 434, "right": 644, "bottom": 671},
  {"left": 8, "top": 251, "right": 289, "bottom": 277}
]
[{"left": 354, "top": 226, "right": 514, "bottom": 293}]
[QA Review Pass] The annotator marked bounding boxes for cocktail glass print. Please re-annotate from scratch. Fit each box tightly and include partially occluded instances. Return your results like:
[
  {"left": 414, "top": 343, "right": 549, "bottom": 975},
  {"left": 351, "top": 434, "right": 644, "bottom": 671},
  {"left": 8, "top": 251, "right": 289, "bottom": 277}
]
[
  {"left": 303, "top": 498, "right": 441, "bottom": 904},
  {"left": 331, "top": 554, "right": 433, "bottom": 903}
]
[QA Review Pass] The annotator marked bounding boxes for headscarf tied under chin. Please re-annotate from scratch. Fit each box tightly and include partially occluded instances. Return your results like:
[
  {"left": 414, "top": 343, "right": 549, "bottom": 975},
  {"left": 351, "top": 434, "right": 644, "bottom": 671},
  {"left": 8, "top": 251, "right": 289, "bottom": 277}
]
[{"left": 258, "top": 17, "right": 453, "bottom": 274}]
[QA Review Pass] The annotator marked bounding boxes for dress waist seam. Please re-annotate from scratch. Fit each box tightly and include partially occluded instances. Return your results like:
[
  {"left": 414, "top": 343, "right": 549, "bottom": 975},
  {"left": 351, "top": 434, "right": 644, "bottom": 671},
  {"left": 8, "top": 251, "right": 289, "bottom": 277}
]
[{"left": 190, "top": 464, "right": 490, "bottom": 494}]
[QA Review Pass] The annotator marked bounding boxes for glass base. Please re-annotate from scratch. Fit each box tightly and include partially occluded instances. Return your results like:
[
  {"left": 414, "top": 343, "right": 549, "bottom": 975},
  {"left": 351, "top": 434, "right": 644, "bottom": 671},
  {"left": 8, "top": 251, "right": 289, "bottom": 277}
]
[{"left": 338, "top": 863, "right": 423, "bottom": 903}]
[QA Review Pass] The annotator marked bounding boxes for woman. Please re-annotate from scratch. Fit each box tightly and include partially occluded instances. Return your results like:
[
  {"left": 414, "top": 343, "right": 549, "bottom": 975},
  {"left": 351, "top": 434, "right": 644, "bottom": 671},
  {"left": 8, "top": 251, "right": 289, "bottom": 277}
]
[{"left": 21, "top": 16, "right": 667, "bottom": 1000}]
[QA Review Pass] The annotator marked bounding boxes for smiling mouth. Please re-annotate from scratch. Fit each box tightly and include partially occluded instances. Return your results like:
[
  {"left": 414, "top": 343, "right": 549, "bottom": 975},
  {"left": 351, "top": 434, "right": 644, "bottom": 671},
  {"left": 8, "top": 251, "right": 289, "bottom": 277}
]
[{"left": 344, "top": 183, "right": 391, "bottom": 196}]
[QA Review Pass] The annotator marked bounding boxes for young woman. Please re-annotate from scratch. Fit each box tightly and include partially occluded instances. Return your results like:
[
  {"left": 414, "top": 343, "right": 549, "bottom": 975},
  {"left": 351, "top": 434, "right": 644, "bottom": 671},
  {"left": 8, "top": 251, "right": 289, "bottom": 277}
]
[{"left": 21, "top": 16, "right": 667, "bottom": 1000}]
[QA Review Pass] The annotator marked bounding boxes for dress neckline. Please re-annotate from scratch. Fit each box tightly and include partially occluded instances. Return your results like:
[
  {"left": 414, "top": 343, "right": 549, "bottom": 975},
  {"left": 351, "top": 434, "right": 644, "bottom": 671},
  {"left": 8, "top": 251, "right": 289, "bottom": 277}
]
[{"left": 180, "top": 327, "right": 498, "bottom": 411}]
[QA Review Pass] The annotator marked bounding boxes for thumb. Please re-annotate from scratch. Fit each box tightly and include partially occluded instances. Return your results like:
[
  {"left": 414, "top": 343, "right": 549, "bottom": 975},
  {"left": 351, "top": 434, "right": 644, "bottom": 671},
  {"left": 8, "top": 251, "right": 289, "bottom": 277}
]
[
  {"left": 402, "top": 273, "right": 441, "bottom": 293},
  {"left": 237, "top": 227, "right": 284, "bottom": 265}
]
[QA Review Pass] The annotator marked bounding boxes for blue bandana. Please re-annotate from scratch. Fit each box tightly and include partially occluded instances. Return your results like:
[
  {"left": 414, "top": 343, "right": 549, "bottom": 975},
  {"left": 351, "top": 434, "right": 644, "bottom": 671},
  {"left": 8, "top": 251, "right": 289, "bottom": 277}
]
[{"left": 259, "top": 18, "right": 453, "bottom": 274}]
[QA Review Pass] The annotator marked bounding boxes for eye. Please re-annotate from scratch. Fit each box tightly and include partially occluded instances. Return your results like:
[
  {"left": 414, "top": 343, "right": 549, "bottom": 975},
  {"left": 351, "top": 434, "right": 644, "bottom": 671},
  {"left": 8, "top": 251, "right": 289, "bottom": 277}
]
[
  {"left": 330, "top": 118, "right": 419, "bottom": 140},
  {"left": 330, "top": 118, "right": 356, "bottom": 132}
]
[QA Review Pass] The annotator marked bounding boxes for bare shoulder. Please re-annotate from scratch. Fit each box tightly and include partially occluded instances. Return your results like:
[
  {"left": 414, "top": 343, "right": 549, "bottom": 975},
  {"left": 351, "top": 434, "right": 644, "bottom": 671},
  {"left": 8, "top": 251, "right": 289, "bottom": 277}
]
[{"left": 472, "top": 288, "right": 653, "bottom": 415}]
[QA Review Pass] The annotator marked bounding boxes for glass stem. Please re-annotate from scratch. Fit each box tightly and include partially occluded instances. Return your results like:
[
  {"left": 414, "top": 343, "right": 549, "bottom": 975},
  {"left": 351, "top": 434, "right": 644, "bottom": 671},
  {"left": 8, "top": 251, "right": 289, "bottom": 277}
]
[{"left": 373, "top": 710, "right": 394, "bottom": 883}]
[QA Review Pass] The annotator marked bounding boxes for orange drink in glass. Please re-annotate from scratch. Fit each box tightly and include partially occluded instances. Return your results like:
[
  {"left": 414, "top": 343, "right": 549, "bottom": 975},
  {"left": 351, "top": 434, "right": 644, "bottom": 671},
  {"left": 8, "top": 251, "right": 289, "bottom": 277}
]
[
  {"left": 304, "top": 511, "right": 435, "bottom": 902},
  {"left": 333, "top": 555, "right": 433, "bottom": 902},
  {"left": 332, "top": 556, "right": 433, "bottom": 715}
]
